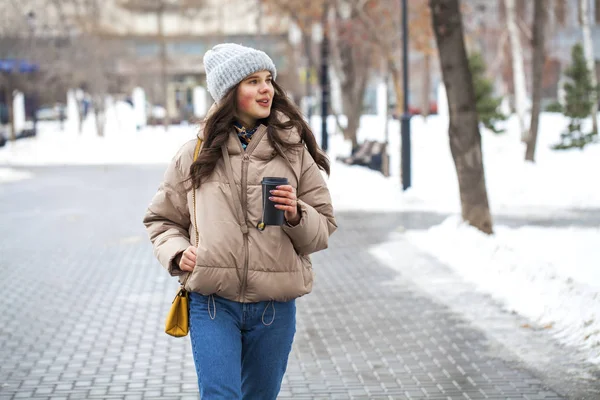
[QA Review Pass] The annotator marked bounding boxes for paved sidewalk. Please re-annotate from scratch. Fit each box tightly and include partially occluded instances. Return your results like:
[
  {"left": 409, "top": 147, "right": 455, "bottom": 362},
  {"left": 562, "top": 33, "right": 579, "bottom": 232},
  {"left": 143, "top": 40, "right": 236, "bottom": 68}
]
[{"left": 0, "top": 165, "right": 596, "bottom": 399}]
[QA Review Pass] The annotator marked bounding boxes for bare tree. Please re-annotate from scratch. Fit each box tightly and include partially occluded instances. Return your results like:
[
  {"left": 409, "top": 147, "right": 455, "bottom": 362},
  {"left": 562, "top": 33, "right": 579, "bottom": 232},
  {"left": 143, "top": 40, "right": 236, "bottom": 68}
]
[
  {"left": 347, "top": 0, "right": 403, "bottom": 114},
  {"left": 349, "top": 1, "right": 435, "bottom": 118},
  {"left": 525, "top": 0, "right": 546, "bottom": 162},
  {"left": 580, "top": 0, "right": 598, "bottom": 134},
  {"left": 430, "top": 0, "right": 493, "bottom": 234},
  {"left": 260, "top": 0, "right": 324, "bottom": 116},
  {"left": 261, "top": 0, "right": 377, "bottom": 147},
  {"left": 329, "top": 2, "right": 375, "bottom": 148},
  {"left": 263, "top": 0, "right": 435, "bottom": 146}
]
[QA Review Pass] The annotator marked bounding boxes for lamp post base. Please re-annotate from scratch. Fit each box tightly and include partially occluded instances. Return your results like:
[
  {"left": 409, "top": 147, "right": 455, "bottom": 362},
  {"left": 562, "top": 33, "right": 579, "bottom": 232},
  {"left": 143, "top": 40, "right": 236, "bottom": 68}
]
[{"left": 401, "top": 113, "right": 412, "bottom": 190}]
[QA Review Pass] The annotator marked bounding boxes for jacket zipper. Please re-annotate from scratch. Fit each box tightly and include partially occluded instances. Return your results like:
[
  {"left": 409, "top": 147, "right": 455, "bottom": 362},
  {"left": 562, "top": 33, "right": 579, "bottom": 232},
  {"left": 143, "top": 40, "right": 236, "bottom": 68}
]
[
  {"left": 239, "top": 153, "right": 250, "bottom": 300},
  {"left": 234, "top": 126, "right": 266, "bottom": 301}
]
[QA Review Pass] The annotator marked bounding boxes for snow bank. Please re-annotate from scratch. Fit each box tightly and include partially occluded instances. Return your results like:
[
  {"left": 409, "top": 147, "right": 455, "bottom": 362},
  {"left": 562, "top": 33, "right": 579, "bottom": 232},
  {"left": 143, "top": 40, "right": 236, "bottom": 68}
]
[{"left": 405, "top": 216, "right": 600, "bottom": 365}]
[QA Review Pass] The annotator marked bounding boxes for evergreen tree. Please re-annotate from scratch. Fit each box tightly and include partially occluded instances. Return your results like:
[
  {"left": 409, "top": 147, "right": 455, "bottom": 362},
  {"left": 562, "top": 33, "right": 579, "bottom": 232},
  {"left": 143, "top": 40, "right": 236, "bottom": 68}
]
[
  {"left": 553, "top": 43, "right": 598, "bottom": 150},
  {"left": 469, "top": 52, "right": 507, "bottom": 134}
]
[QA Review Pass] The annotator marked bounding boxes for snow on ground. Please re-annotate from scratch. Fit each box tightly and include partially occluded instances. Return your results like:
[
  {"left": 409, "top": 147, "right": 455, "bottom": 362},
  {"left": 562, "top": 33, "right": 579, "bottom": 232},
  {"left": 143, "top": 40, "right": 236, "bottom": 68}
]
[
  {"left": 319, "top": 112, "right": 600, "bottom": 365},
  {"left": 399, "top": 216, "right": 600, "bottom": 365},
  {"left": 0, "top": 167, "right": 32, "bottom": 183},
  {"left": 319, "top": 112, "right": 600, "bottom": 364},
  {"left": 2, "top": 109, "right": 598, "bottom": 216},
  {"left": 311, "top": 112, "right": 600, "bottom": 214},
  {"left": 0, "top": 120, "right": 197, "bottom": 167},
  {"left": 1, "top": 104, "right": 599, "bottom": 364}
]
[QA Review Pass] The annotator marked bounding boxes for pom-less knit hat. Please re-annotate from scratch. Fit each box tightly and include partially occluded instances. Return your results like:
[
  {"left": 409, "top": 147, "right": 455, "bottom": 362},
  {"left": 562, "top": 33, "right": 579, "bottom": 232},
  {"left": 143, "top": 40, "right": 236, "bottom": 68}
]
[{"left": 203, "top": 43, "right": 277, "bottom": 103}]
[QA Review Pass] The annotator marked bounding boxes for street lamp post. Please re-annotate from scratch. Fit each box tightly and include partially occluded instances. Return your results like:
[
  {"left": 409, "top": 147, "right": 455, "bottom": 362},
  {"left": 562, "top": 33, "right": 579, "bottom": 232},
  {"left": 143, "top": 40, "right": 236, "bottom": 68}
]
[
  {"left": 401, "top": 0, "right": 411, "bottom": 190},
  {"left": 320, "top": 2, "right": 330, "bottom": 152}
]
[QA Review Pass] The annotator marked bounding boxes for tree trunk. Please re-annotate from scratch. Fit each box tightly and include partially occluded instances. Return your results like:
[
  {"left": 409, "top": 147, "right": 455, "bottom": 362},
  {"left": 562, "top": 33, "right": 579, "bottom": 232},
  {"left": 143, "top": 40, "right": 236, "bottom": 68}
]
[
  {"left": 335, "top": 28, "right": 370, "bottom": 149},
  {"left": 525, "top": 0, "right": 546, "bottom": 162},
  {"left": 421, "top": 53, "right": 431, "bottom": 118},
  {"left": 505, "top": 0, "right": 529, "bottom": 142},
  {"left": 580, "top": 0, "right": 599, "bottom": 134},
  {"left": 339, "top": 65, "right": 367, "bottom": 149},
  {"left": 430, "top": 0, "right": 494, "bottom": 234},
  {"left": 158, "top": 6, "right": 170, "bottom": 131},
  {"left": 341, "top": 84, "right": 363, "bottom": 148}
]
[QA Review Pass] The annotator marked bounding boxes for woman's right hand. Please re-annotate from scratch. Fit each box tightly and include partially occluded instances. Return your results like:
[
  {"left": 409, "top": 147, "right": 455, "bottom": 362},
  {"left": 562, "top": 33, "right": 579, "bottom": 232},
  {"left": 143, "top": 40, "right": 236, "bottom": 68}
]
[{"left": 179, "top": 246, "right": 197, "bottom": 272}]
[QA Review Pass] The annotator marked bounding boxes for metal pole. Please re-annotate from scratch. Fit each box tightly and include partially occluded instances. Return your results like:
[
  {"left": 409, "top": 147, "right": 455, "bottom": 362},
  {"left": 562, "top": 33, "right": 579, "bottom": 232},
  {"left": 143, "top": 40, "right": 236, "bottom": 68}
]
[
  {"left": 401, "top": 0, "right": 412, "bottom": 190},
  {"left": 320, "top": 2, "right": 329, "bottom": 152}
]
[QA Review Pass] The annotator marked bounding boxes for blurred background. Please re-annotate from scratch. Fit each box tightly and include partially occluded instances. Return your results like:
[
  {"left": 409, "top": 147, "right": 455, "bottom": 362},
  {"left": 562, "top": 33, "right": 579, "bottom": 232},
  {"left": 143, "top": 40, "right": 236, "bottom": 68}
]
[
  {"left": 0, "top": 0, "right": 595, "bottom": 138},
  {"left": 1, "top": 0, "right": 600, "bottom": 399}
]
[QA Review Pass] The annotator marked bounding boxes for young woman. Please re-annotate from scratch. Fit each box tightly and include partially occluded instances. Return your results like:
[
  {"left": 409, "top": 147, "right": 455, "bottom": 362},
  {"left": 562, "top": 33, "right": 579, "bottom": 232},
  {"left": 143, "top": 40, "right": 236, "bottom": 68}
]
[{"left": 143, "top": 43, "right": 336, "bottom": 399}]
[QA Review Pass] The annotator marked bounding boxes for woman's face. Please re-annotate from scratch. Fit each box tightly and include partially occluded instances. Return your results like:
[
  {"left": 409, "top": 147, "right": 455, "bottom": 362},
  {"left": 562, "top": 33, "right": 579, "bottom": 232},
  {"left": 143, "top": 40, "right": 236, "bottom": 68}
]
[{"left": 236, "top": 70, "right": 274, "bottom": 128}]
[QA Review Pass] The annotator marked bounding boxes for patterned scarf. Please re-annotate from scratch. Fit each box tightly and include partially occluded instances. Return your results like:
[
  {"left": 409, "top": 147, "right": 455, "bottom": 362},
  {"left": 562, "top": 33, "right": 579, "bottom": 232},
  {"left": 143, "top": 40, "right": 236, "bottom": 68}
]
[{"left": 234, "top": 122, "right": 258, "bottom": 150}]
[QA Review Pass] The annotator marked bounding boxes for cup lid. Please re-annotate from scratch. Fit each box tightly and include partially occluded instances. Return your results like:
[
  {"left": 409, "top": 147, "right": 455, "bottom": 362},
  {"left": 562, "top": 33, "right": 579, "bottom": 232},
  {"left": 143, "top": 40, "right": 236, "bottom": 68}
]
[{"left": 262, "top": 177, "right": 288, "bottom": 184}]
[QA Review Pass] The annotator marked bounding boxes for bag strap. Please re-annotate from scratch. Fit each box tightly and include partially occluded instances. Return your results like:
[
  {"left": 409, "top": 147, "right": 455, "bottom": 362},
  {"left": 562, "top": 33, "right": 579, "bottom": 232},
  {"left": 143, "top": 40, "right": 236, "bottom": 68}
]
[
  {"left": 181, "top": 138, "right": 202, "bottom": 287},
  {"left": 192, "top": 138, "right": 202, "bottom": 248}
]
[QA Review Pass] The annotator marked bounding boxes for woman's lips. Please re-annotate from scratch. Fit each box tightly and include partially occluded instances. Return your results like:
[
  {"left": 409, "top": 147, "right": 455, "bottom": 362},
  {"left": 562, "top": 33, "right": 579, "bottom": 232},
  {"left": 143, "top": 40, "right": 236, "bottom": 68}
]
[{"left": 257, "top": 99, "right": 271, "bottom": 108}]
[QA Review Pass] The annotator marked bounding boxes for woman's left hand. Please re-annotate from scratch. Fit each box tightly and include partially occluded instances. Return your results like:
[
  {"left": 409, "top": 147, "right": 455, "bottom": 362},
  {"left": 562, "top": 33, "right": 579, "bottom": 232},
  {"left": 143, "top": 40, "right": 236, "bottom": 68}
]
[{"left": 269, "top": 185, "right": 301, "bottom": 226}]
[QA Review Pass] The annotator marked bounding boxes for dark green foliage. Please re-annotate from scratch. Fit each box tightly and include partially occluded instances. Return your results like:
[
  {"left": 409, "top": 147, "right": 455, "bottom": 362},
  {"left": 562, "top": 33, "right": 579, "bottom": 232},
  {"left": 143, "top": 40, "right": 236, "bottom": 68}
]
[
  {"left": 545, "top": 102, "right": 563, "bottom": 113},
  {"left": 553, "top": 44, "right": 598, "bottom": 150},
  {"left": 468, "top": 52, "right": 507, "bottom": 134}
]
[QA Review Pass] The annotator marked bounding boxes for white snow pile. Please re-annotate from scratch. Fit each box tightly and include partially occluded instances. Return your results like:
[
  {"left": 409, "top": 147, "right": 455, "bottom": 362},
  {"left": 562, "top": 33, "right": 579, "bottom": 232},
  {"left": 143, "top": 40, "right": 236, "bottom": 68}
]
[
  {"left": 0, "top": 167, "right": 33, "bottom": 183},
  {"left": 405, "top": 216, "right": 600, "bottom": 365}
]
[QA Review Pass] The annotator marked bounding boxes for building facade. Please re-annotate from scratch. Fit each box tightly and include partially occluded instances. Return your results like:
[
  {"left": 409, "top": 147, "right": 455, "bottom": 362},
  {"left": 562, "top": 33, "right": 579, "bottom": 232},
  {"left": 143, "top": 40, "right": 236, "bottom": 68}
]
[{"left": 99, "top": 0, "right": 295, "bottom": 120}]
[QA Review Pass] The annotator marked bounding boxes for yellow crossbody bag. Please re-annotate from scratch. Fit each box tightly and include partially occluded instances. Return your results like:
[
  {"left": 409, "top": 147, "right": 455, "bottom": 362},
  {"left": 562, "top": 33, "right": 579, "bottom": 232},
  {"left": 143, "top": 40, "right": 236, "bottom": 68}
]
[{"left": 165, "top": 138, "right": 202, "bottom": 337}]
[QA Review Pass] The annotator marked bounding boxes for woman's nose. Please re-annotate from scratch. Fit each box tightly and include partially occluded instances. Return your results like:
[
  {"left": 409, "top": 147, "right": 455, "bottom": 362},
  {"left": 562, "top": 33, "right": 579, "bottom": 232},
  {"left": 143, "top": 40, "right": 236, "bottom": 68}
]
[{"left": 259, "top": 82, "right": 272, "bottom": 92}]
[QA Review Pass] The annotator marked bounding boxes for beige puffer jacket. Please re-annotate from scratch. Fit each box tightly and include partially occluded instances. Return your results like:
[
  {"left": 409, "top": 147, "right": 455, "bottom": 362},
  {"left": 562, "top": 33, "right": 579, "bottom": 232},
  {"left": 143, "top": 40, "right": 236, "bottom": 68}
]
[{"left": 143, "top": 120, "right": 337, "bottom": 303}]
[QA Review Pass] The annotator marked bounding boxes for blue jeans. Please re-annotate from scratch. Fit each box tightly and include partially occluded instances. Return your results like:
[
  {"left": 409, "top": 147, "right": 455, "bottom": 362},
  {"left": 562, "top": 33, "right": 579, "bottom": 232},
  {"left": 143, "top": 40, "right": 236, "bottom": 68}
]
[{"left": 189, "top": 292, "right": 296, "bottom": 400}]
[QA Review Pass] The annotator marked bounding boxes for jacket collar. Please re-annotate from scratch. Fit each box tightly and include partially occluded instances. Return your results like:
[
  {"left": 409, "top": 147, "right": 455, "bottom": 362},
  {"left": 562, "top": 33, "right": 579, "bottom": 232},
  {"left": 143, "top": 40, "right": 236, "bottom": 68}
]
[
  {"left": 226, "top": 124, "right": 268, "bottom": 156},
  {"left": 201, "top": 107, "right": 302, "bottom": 159}
]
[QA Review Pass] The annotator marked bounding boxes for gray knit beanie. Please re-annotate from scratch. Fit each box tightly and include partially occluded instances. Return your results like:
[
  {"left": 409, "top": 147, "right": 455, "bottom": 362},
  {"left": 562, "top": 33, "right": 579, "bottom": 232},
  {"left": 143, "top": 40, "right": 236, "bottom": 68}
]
[{"left": 203, "top": 43, "right": 277, "bottom": 103}]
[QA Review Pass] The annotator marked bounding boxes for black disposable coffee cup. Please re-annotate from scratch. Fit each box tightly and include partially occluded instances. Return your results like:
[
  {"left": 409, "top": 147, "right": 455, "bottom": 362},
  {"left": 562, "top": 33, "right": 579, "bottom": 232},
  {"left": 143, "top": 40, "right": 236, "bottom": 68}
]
[{"left": 261, "top": 177, "right": 289, "bottom": 227}]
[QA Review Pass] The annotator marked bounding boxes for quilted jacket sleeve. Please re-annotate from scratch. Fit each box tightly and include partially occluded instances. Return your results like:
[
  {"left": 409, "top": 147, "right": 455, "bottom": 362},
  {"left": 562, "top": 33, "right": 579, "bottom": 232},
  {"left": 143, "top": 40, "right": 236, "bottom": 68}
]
[
  {"left": 143, "top": 148, "right": 192, "bottom": 276},
  {"left": 282, "top": 148, "right": 337, "bottom": 255}
]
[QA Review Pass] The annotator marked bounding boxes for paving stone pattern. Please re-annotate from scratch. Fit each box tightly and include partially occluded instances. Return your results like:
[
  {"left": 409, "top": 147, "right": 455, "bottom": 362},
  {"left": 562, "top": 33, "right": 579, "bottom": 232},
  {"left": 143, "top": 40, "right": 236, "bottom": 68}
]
[{"left": 0, "top": 165, "right": 572, "bottom": 399}]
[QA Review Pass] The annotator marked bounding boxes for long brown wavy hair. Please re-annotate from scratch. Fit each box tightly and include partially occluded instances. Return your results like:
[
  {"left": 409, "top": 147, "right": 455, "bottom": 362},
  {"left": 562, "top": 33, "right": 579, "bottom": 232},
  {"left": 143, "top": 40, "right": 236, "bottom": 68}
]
[{"left": 189, "top": 80, "right": 330, "bottom": 188}]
